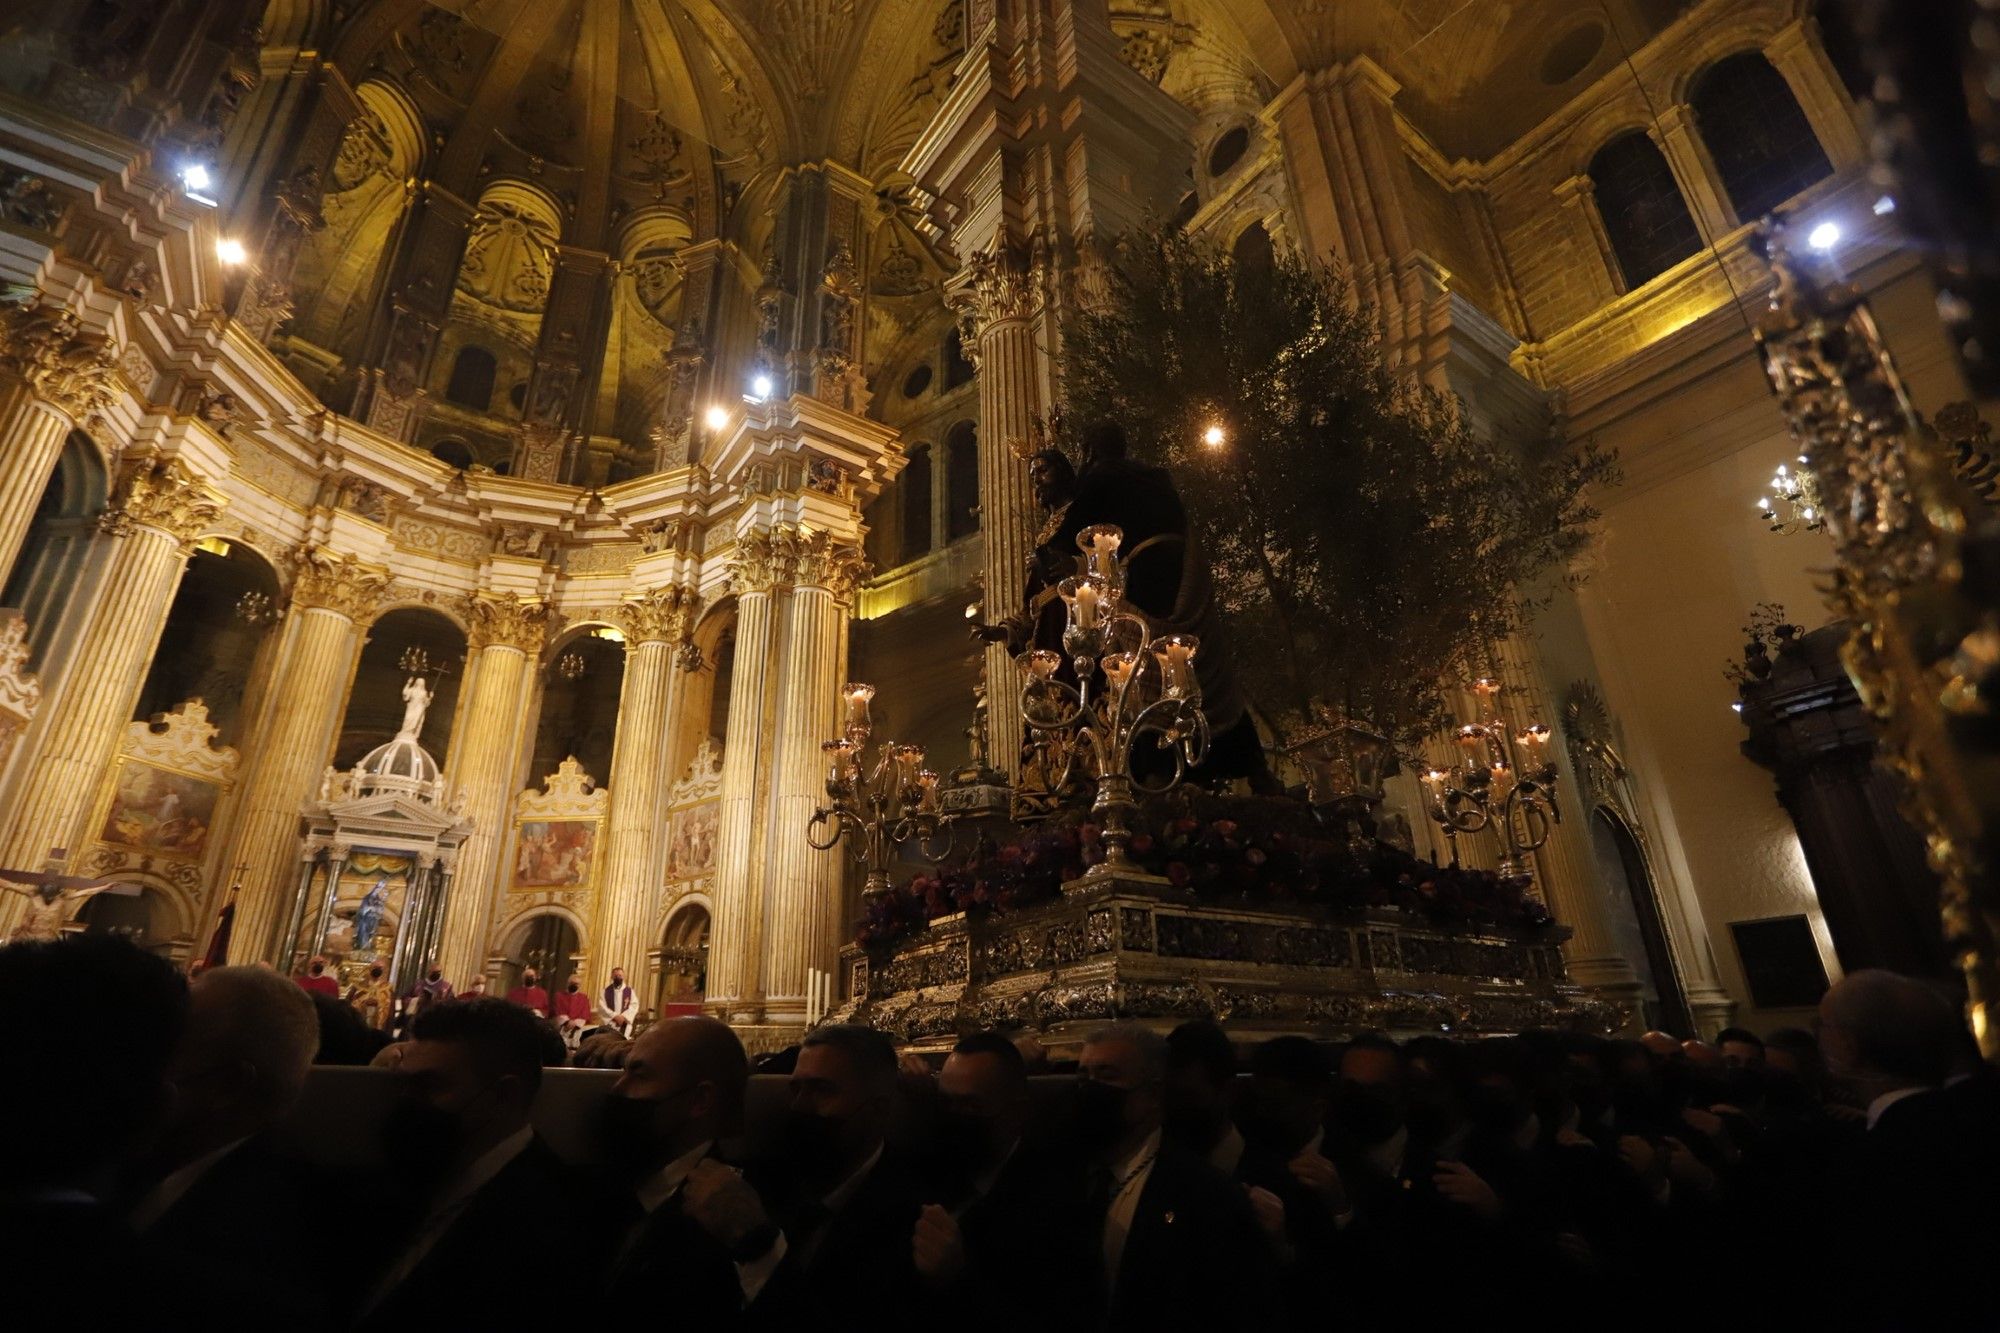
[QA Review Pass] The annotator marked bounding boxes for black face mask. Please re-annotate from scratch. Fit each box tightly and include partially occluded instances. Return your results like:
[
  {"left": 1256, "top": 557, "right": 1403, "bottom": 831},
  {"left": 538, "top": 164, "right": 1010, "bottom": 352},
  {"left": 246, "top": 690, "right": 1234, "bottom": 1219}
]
[
  {"left": 1071, "top": 1081, "right": 1131, "bottom": 1153},
  {"left": 523, "top": 977, "right": 538, "bottom": 988},
  {"left": 428, "top": 970, "right": 442, "bottom": 982},
  {"left": 567, "top": 983, "right": 579, "bottom": 993},
  {"left": 934, "top": 1109, "right": 1004, "bottom": 1172},
  {"left": 1333, "top": 1083, "right": 1405, "bottom": 1146},
  {"left": 1405, "top": 1079, "right": 1460, "bottom": 1141},
  {"left": 369, "top": 968, "right": 383, "bottom": 980},
  {"left": 597, "top": 1093, "right": 684, "bottom": 1175},
  {"left": 381, "top": 1098, "right": 464, "bottom": 1188},
  {"left": 1722, "top": 1067, "right": 1765, "bottom": 1108},
  {"left": 309, "top": 964, "right": 324, "bottom": 975},
  {"left": 1163, "top": 1102, "right": 1229, "bottom": 1152},
  {"left": 777, "top": 1109, "right": 844, "bottom": 1178}
]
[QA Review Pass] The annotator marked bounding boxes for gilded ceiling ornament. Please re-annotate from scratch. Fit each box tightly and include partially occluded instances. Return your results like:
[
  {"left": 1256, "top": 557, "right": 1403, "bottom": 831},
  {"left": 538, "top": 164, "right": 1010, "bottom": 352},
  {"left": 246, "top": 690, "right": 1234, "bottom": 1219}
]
[
  {"left": 0, "top": 168, "right": 66, "bottom": 232},
  {"left": 763, "top": 0, "right": 860, "bottom": 100},
  {"left": 289, "top": 545, "right": 391, "bottom": 620},
  {"left": 615, "top": 585, "right": 700, "bottom": 645},
  {"left": 99, "top": 457, "right": 225, "bottom": 546},
  {"left": 491, "top": 522, "right": 546, "bottom": 559},
  {"left": 0, "top": 293, "right": 118, "bottom": 430},
  {"left": 515, "top": 421, "right": 569, "bottom": 481},
  {"left": 1562, "top": 681, "right": 1627, "bottom": 801},
  {"left": 465, "top": 593, "right": 553, "bottom": 654},
  {"left": 634, "top": 517, "right": 685, "bottom": 554},
  {"left": 456, "top": 200, "right": 559, "bottom": 313},
  {"left": 330, "top": 111, "right": 393, "bottom": 193},
  {"left": 627, "top": 112, "right": 690, "bottom": 184}
]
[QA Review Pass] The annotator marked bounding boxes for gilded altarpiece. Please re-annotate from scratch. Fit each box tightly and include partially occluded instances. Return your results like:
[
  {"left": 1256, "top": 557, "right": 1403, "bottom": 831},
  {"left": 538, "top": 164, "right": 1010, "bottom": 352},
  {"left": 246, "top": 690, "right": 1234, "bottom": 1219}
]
[
  {"left": 654, "top": 739, "right": 721, "bottom": 1006},
  {"left": 78, "top": 700, "right": 238, "bottom": 955},
  {"left": 499, "top": 756, "right": 607, "bottom": 950},
  {"left": 0, "top": 612, "right": 40, "bottom": 781}
]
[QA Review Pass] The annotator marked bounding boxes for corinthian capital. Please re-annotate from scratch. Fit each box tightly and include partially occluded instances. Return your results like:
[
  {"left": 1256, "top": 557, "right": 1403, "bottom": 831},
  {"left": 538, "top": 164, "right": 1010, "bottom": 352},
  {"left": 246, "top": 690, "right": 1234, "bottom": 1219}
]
[
  {"left": 789, "top": 529, "right": 869, "bottom": 603},
  {"left": 615, "top": 585, "right": 700, "bottom": 645},
  {"left": 290, "top": 545, "right": 392, "bottom": 620},
  {"left": 947, "top": 237, "right": 1049, "bottom": 348},
  {"left": 465, "top": 592, "right": 552, "bottom": 653},
  {"left": 730, "top": 529, "right": 781, "bottom": 595},
  {"left": 99, "top": 458, "right": 225, "bottom": 546},
  {"left": 0, "top": 294, "right": 117, "bottom": 428}
]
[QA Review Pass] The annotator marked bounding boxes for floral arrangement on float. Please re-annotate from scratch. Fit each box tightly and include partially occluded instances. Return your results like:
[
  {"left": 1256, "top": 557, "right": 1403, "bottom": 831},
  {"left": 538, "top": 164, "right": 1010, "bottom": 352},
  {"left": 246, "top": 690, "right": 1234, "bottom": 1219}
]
[{"left": 856, "top": 795, "right": 1552, "bottom": 950}]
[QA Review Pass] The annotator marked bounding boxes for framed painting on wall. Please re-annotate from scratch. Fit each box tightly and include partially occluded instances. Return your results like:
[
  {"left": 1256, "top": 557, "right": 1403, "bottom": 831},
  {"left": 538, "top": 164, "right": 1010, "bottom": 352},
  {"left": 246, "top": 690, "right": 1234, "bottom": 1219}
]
[
  {"left": 514, "top": 819, "right": 597, "bottom": 889},
  {"left": 99, "top": 761, "right": 221, "bottom": 858}
]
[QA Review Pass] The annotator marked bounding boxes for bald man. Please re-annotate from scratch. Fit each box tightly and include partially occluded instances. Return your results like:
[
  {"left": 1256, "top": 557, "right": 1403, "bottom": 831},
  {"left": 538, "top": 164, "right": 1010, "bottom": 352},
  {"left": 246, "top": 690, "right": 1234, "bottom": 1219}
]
[
  {"left": 598, "top": 1017, "right": 785, "bottom": 1326},
  {"left": 126, "top": 965, "right": 336, "bottom": 1312}
]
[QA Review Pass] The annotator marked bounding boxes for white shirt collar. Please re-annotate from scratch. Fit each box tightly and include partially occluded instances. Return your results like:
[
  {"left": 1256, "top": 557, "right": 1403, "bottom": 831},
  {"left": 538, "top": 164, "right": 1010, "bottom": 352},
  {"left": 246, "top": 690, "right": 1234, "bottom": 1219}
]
[
  {"left": 1866, "top": 1085, "right": 1930, "bottom": 1130},
  {"left": 1111, "top": 1128, "right": 1163, "bottom": 1186},
  {"left": 635, "top": 1139, "right": 714, "bottom": 1214},
  {"left": 1207, "top": 1124, "right": 1245, "bottom": 1176},
  {"left": 823, "top": 1142, "right": 885, "bottom": 1214}
]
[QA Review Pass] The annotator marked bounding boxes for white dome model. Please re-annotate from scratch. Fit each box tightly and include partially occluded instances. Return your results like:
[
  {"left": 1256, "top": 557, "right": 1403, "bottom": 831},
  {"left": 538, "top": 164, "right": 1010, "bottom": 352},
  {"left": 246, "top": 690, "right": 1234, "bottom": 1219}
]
[{"left": 355, "top": 732, "right": 441, "bottom": 799}]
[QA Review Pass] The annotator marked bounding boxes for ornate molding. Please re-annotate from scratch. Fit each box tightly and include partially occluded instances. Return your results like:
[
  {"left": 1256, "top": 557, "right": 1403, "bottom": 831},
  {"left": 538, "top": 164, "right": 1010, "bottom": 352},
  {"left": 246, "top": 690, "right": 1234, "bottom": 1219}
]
[
  {"left": 515, "top": 421, "right": 569, "bottom": 482},
  {"left": 730, "top": 527, "right": 783, "bottom": 594},
  {"left": 100, "top": 458, "right": 224, "bottom": 546},
  {"left": 670, "top": 737, "right": 724, "bottom": 805},
  {"left": 947, "top": 237, "right": 1051, "bottom": 351},
  {"left": 615, "top": 585, "right": 700, "bottom": 645},
  {"left": 0, "top": 610, "right": 40, "bottom": 770},
  {"left": 120, "top": 699, "right": 239, "bottom": 784},
  {"left": 516, "top": 755, "right": 609, "bottom": 819},
  {"left": 290, "top": 545, "right": 392, "bottom": 620},
  {"left": 0, "top": 294, "right": 118, "bottom": 429},
  {"left": 787, "top": 527, "right": 869, "bottom": 602},
  {"left": 465, "top": 592, "right": 552, "bottom": 654}
]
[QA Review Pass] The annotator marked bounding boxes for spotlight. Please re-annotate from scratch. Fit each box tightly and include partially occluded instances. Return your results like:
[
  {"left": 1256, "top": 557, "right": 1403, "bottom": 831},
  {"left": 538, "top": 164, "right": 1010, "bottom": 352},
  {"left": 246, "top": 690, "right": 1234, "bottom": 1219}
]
[
  {"left": 180, "top": 163, "right": 218, "bottom": 205},
  {"left": 215, "top": 238, "right": 248, "bottom": 266},
  {"left": 1201, "top": 424, "right": 1226, "bottom": 448},
  {"left": 703, "top": 405, "right": 730, "bottom": 432},
  {"left": 750, "top": 373, "right": 774, "bottom": 401},
  {"left": 1806, "top": 221, "right": 1841, "bottom": 252},
  {"left": 1872, "top": 195, "right": 1897, "bottom": 217}
]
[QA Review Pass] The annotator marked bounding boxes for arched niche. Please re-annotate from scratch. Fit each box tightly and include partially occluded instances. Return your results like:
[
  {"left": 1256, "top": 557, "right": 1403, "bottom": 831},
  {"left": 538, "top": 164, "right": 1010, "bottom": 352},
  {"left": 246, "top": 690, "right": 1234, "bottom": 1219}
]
[
  {"left": 130, "top": 536, "right": 283, "bottom": 744},
  {"left": 1, "top": 429, "right": 109, "bottom": 668},
  {"left": 431, "top": 179, "right": 563, "bottom": 418},
  {"left": 334, "top": 607, "right": 468, "bottom": 769},
  {"left": 287, "top": 79, "right": 426, "bottom": 369},
  {"left": 898, "top": 442, "right": 934, "bottom": 564},
  {"left": 676, "top": 601, "right": 736, "bottom": 779},
  {"left": 1588, "top": 806, "right": 1693, "bottom": 1035},
  {"left": 1588, "top": 131, "right": 1703, "bottom": 291},
  {"left": 77, "top": 877, "right": 192, "bottom": 960},
  {"left": 496, "top": 905, "right": 582, "bottom": 998},
  {"left": 528, "top": 625, "right": 627, "bottom": 786},
  {"left": 657, "top": 896, "right": 710, "bottom": 1013},
  {"left": 944, "top": 419, "right": 978, "bottom": 543},
  {"left": 1688, "top": 51, "right": 1834, "bottom": 225}
]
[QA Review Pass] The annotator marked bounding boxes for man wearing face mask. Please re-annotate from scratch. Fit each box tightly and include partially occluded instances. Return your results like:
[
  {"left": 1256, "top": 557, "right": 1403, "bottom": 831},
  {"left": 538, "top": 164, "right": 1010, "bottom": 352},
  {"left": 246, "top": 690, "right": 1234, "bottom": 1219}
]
[
  {"left": 359, "top": 997, "right": 599, "bottom": 1329},
  {"left": 554, "top": 974, "right": 592, "bottom": 1050},
  {"left": 1161, "top": 1020, "right": 1244, "bottom": 1173},
  {"left": 601, "top": 966, "right": 637, "bottom": 1036},
  {"left": 505, "top": 967, "right": 551, "bottom": 1017},
  {"left": 752, "top": 1023, "right": 927, "bottom": 1330},
  {"left": 596, "top": 1016, "right": 785, "bottom": 1327},
  {"left": 909, "top": 1033, "right": 1094, "bottom": 1331},
  {"left": 1074, "top": 1023, "right": 1278, "bottom": 1333}
]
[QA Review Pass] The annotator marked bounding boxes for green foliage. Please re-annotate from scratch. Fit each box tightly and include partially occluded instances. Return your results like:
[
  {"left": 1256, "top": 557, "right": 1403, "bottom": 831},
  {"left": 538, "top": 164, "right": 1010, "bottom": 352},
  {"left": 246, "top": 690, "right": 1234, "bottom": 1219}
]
[{"left": 1059, "top": 224, "right": 1618, "bottom": 748}]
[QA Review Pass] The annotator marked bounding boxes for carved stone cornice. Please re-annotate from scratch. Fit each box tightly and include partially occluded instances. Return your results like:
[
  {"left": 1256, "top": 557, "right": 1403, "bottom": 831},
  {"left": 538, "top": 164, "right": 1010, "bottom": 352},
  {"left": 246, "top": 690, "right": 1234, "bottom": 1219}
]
[
  {"left": 99, "top": 458, "right": 225, "bottom": 546},
  {"left": 615, "top": 585, "right": 700, "bottom": 645},
  {"left": 0, "top": 294, "right": 117, "bottom": 429},
  {"left": 289, "top": 545, "right": 391, "bottom": 620},
  {"left": 465, "top": 592, "right": 552, "bottom": 654}
]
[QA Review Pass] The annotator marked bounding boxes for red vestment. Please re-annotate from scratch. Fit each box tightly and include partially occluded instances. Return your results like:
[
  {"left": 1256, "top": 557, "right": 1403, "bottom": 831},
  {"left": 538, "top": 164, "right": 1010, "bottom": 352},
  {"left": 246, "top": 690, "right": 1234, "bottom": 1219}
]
[
  {"left": 552, "top": 989, "right": 591, "bottom": 1023},
  {"left": 296, "top": 973, "right": 339, "bottom": 997},
  {"left": 506, "top": 984, "right": 551, "bottom": 1016}
]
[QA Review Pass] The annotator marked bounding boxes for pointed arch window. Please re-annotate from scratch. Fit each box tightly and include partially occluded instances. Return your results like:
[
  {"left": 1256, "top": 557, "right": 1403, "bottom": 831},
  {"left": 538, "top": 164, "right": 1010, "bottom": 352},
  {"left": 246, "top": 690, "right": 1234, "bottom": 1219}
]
[
  {"left": 1690, "top": 52, "right": 1834, "bottom": 222},
  {"left": 1589, "top": 132, "right": 1703, "bottom": 290}
]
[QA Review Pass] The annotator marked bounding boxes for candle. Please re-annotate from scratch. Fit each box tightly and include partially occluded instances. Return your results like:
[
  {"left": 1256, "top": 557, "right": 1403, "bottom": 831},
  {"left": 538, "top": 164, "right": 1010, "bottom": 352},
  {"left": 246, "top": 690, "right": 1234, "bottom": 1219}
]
[
  {"left": 895, "top": 743, "right": 925, "bottom": 781},
  {"left": 822, "top": 738, "right": 856, "bottom": 786},
  {"left": 1455, "top": 724, "right": 1485, "bottom": 750},
  {"left": 1518, "top": 724, "right": 1551, "bottom": 748},
  {"left": 1152, "top": 634, "right": 1198, "bottom": 698},
  {"left": 917, "top": 768, "right": 940, "bottom": 811},
  {"left": 1423, "top": 768, "right": 1448, "bottom": 788},
  {"left": 1074, "top": 579, "right": 1101, "bottom": 631},
  {"left": 1471, "top": 676, "right": 1501, "bottom": 698},
  {"left": 1100, "top": 651, "right": 1137, "bottom": 688},
  {"left": 843, "top": 682, "right": 875, "bottom": 731},
  {"left": 1022, "top": 649, "right": 1062, "bottom": 680},
  {"left": 1079, "top": 524, "right": 1124, "bottom": 580}
]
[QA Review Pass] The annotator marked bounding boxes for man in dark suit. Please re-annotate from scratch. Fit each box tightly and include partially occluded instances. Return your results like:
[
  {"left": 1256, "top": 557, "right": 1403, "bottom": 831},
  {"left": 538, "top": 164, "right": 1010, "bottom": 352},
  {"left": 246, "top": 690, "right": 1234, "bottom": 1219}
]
[
  {"left": 358, "top": 997, "right": 600, "bottom": 1329},
  {"left": 911, "top": 1032, "right": 1095, "bottom": 1332},
  {"left": 751, "top": 1024, "right": 928, "bottom": 1331},
  {"left": 1075, "top": 1022, "right": 1280, "bottom": 1333},
  {"left": 126, "top": 965, "right": 335, "bottom": 1321},
  {"left": 595, "top": 1015, "right": 785, "bottom": 1326}
]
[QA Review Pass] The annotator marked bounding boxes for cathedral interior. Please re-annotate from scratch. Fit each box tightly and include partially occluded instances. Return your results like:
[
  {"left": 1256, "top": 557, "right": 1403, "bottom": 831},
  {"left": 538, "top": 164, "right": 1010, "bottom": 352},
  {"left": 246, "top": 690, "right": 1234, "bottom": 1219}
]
[{"left": 0, "top": 0, "right": 1974, "bottom": 1050}]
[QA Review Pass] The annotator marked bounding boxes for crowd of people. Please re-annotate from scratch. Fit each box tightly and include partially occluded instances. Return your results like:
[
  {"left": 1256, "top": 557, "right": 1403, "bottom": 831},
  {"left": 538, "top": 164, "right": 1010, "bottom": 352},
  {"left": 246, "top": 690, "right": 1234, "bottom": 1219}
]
[{"left": 4, "top": 932, "right": 1994, "bottom": 1331}]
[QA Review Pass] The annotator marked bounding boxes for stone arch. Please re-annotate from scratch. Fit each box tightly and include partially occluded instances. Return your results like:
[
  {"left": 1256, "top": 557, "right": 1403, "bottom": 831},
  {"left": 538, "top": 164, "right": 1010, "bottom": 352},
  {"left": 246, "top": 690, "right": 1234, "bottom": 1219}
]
[
  {"left": 527, "top": 625, "right": 627, "bottom": 789},
  {"left": 1588, "top": 804, "right": 1694, "bottom": 1035},
  {"left": 1687, "top": 50, "right": 1834, "bottom": 224},
  {"left": 336, "top": 606, "right": 468, "bottom": 770},
  {"left": 493, "top": 903, "right": 587, "bottom": 994},
  {"left": 78, "top": 872, "right": 196, "bottom": 961},
  {"left": 131, "top": 535, "right": 284, "bottom": 746},
  {"left": 2, "top": 429, "right": 111, "bottom": 669},
  {"left": 1588, "top": 130, "right": 1704, "bottom": 290},
  {"left": 656, "top": 892, "right": 711, "bottom": 1011}
]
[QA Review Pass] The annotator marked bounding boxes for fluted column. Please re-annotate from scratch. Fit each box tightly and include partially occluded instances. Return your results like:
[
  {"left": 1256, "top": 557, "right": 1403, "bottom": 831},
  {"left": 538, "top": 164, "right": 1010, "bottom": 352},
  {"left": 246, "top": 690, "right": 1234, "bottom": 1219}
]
[
  {"left": 707, "top": 534, "right": 783, "bottom": 1021},
  {"left": 0, "top": 298, "right": 117, "bottom": 584},
  {"left": 760, "top": 535, "right": 866, "bottom": 1024},
  {"left": 225, "top": 547, "right": 389, "bottom": 963},
  {"left": 594, "top": 585, "right": 699, "bottom": 989},
  {"left": 954, "top": 251, "right": 1049, "bottom": 783},
  {"left": 1495, "top": 636, "right": 1643, "bottom": 1014},
  {"left": 0, "top": 460, "right": 222, "bottom": 881},
  {"left": 434, "top": 594, "right": 548, "bottom": 984}
]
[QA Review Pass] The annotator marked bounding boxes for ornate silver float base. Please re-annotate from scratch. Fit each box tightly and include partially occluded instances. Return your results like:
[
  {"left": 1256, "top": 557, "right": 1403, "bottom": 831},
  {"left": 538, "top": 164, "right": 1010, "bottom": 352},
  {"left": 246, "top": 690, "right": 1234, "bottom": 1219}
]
[{"left": 831, "top": 870, "right": 1616, "bottom": 1051}]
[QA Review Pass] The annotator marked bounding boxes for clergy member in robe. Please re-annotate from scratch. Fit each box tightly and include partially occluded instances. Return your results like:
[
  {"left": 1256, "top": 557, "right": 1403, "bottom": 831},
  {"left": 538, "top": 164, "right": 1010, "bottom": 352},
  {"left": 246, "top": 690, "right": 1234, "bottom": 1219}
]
[{"left": 505, "top": 968, "right": 550, "bottom": 1017}]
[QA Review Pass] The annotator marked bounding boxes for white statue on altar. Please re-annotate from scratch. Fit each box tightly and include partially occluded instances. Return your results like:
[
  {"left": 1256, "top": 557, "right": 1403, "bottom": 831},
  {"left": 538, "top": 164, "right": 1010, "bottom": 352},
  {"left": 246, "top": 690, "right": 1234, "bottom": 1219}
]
[{"left": 397, "top": 676, "right": 432, "bottom": 739}]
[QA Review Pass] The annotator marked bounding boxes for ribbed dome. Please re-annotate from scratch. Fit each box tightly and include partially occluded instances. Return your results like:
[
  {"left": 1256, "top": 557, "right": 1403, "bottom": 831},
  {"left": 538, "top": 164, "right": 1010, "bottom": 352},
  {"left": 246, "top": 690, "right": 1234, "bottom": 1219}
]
[{"left": 356, "top": 734, "right": 442, "bottom": 801}]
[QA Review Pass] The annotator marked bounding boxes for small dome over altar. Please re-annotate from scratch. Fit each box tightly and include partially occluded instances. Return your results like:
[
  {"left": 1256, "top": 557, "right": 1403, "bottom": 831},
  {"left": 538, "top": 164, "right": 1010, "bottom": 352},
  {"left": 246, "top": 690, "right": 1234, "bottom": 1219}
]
[{"left": 355, "top": 733, "right": 441, "bottom": 801}]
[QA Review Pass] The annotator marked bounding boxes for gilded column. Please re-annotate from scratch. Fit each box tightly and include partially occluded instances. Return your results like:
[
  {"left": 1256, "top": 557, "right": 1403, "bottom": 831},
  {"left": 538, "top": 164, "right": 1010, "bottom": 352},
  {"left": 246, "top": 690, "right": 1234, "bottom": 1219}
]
[
  {"left": 434, "top": 594, "right": 548, "bottom": 985},
  {"left": 760, "top": 532, "right": 866, "bottom": 1025},
  {"left": 594, "top": 585, "right": 699, "bottom": 991},
  {"left": 706, "top": 532, "right": 782, "bottom": 1022},
  {"left": 953, "top": 249, "right": 1049, "bottom": 782},
  {"left": 1495, "top": 636, "right": 1644, "bottom": 1017},
  {"left": 0, "top": 460, "right": 222, "bottom": 877},
  {"left": 226, "top": 547, "right": 389, "bottom": 963},
  {"left": 0, "top": 297, "right": 117, "bottom": 584}
]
